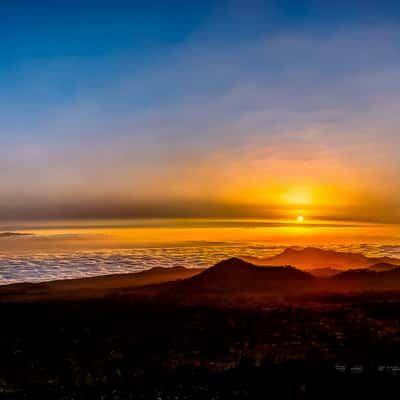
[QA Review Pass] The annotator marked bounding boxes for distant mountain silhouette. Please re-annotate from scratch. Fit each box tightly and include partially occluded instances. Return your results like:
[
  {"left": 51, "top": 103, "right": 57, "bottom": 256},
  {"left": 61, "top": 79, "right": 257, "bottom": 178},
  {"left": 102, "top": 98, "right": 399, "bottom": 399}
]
[
  {"left": 4, "top": 252, "right": 400, "bottom": 305},
  {"left": 368, "top": 262, "right": 399, "bottom": 272},
  {"left": 244, "top": 247, "right": 400, "bottom": 270},
  {"left": 170, "top": 257, "right": 314, "bottom": 294},
  {"left": 167, "top": 260, "right": 400, "bottom": 296}
]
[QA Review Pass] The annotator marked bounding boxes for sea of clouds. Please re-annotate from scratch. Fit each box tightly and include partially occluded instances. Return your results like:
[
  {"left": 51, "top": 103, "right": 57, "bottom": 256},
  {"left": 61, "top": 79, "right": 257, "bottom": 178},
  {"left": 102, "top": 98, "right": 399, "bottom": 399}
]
[{"left": 0, "top": 242, "right": 400, "bottom": 285}]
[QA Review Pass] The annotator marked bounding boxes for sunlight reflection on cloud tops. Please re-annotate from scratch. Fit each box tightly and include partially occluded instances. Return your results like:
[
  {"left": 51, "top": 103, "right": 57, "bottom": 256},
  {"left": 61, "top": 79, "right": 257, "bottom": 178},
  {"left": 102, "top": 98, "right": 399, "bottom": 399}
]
[{"left": 0, "top": 243, "right": 400, "bottom": 285}]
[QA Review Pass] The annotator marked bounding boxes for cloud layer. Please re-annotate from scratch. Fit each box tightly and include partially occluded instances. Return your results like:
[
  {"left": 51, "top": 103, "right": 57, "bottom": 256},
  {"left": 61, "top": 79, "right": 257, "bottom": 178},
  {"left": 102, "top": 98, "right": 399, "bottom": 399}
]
[{"left": 1, "top": 242, "right": 400, "bottom": 285}]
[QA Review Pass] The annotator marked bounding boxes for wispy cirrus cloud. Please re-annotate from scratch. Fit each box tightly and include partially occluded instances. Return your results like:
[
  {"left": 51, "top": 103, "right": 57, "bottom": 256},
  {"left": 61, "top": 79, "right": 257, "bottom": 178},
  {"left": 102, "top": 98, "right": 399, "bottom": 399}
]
[
  {"left": 0, "top": 6, "right": 399, "bottom": 223},
  {"left": 0, "top": 232, "right": 34, "bottom": 238}
]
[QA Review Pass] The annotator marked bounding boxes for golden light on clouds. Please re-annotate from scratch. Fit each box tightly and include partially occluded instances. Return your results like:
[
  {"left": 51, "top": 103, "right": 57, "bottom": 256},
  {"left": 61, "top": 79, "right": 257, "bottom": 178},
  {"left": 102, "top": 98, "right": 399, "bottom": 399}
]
[{"left": 282, "top": 187, "right": 313, "bottom": 206}]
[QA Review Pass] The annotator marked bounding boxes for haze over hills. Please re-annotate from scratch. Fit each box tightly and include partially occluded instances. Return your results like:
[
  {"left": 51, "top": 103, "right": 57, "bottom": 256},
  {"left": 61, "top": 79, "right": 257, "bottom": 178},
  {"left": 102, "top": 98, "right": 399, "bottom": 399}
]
[
  {"left": 307, "top": 267, "right": 342, "bottom": 278},
  {"left": 0, "top": 266, "right": 204, "bottom": 303},
  {"left": 332, "top": 267, "right": 400, "bottom": 290},
  {"left": 243, "top": 247, "right": 400, "bottom": 270},
  {"left": 368, "top": 262, "right": 400, "bottom": 272}
]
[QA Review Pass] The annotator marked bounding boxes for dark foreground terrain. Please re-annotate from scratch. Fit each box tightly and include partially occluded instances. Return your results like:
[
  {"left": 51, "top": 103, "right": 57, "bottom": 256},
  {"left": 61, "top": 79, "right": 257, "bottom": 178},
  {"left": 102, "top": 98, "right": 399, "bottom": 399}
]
[
  {"left": 2, "top": 292, "right": 400, "bottom": 399},
  {"left": 2, "top": 252, "right": 400, "bottom": 399}
]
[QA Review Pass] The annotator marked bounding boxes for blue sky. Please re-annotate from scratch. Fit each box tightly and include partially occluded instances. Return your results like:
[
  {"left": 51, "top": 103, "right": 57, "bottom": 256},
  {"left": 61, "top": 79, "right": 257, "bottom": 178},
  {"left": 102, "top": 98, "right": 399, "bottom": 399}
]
[{"left": 1, "top": 1, "right": 400, "bottom": 223}]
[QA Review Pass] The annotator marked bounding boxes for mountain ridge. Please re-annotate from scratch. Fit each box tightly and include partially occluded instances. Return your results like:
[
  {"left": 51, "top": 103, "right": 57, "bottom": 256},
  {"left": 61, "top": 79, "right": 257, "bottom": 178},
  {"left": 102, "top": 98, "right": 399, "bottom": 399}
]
[
  {"left": 242, "top": 247, "right": 400, "bottom": 270},
  {"left": 3, "top": 249, "right": 400, "bottom": 304},
  {"left": 167, "top": 257, "right": 315, "bottom": 295}
]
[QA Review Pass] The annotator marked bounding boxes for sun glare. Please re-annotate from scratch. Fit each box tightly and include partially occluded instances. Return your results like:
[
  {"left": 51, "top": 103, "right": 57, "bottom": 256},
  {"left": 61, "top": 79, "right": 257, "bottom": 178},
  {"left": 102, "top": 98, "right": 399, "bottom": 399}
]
[
  {"left": 283, "top": 187, "right": 313, "bottom": 206},
  {"left": 297, "top": 215, "right": 304, "bottom": 222}
]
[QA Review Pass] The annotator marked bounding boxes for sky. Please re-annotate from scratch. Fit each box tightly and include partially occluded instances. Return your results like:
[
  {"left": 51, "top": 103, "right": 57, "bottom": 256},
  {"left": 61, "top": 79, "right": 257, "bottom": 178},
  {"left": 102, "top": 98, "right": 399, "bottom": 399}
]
[{"left": 1, "top": 0, "right": 400, "bottom": 228}]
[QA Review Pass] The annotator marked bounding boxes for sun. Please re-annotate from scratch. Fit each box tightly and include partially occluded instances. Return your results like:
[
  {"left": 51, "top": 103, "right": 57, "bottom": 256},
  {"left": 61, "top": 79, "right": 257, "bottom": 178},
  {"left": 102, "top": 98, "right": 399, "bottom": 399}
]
[{"left": 297, "top": 215, "right": 304, "bottom": 222}]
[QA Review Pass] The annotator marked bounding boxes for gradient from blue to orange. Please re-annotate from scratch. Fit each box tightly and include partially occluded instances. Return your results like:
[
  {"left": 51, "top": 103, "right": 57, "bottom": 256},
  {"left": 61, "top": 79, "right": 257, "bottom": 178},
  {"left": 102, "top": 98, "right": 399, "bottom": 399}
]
[{"left": 1, "top": 0, "right": 400, "bottom": 239}]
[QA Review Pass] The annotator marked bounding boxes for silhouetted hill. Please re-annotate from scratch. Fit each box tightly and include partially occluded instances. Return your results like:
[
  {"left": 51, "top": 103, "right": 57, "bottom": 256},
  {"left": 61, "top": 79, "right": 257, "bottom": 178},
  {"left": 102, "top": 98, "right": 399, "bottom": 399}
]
[
  {"left": 308, "top": 267, "right": 342, "bottom": 278},
  {"left": 0, "top": 266, "right": 204, "bottom": 303},
  {"left": 244, "top": 247, "right": 400, "bottom": 270},
  {"left": 169, "top": 257, "right": 315, "bottom": 294},
  {"left": 4, "top": 253, "right": 400, "bottom": 306},
  {"left": 332, "top": 267, "right": 400, "bottom": 290}
]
